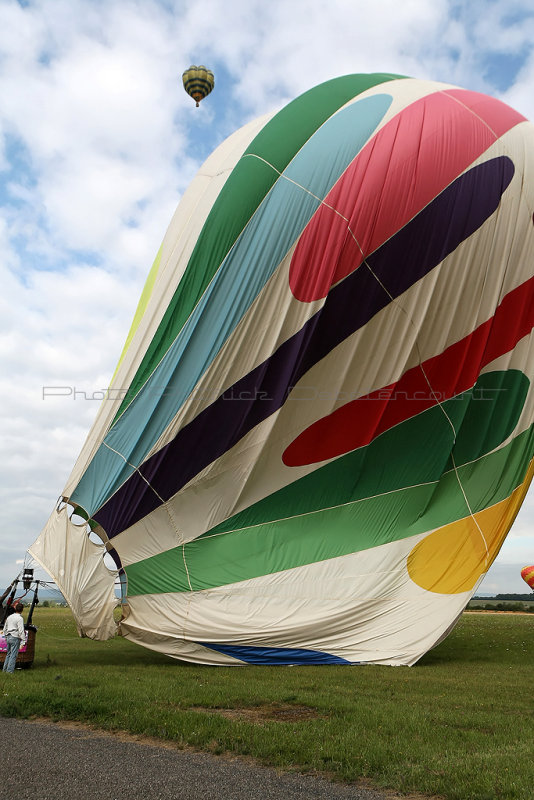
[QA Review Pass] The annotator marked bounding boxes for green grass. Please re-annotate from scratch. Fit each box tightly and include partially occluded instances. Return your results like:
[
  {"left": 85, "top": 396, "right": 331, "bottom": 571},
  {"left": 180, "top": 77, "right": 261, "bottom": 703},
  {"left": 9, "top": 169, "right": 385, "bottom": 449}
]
[{"left": 1, "top": 608, "right": 533, "bottom": 800}]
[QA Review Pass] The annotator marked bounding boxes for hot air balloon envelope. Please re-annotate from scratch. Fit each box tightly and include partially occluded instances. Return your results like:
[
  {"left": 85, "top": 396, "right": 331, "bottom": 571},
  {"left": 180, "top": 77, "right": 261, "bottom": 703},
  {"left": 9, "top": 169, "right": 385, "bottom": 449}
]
[
  {"left": 521, "top": 566, "right": 534, "bottom": 590},
  {"left": 30, "top": 74, "right": 534, "bottom": 665},
  {"left": 182, "top": 65, "right": 214, "bottom": 107}
]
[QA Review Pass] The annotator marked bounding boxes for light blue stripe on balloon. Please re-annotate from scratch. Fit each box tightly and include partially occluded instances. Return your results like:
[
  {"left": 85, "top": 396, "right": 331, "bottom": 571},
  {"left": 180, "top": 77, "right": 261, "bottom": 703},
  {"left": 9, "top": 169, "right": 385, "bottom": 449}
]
[{"left": 72, "top": 94, "right": 393, "bottom": 516}]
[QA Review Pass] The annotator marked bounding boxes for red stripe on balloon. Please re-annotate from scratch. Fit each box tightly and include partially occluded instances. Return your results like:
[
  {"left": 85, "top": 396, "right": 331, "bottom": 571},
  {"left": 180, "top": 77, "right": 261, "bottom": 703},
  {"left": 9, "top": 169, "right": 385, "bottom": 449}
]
[
  {"left": 283, "top": 275, "right": 534, "bottom": 467},
  {"left": 444, "top": 88, "right": 527, "bottom": 135},
  {"left": 289, "top": 90, "right": 525, "bottom": 303}
]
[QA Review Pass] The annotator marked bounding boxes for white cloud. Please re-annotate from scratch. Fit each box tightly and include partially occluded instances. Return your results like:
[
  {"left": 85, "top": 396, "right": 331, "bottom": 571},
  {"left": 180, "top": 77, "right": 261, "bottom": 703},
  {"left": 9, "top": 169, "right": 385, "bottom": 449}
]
[{"left": 502, "top": 50, "right": 534, "bottom": 120}]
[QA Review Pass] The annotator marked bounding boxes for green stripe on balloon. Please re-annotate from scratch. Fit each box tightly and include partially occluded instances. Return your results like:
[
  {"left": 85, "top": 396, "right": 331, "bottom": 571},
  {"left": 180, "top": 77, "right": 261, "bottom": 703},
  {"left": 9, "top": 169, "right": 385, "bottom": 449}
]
[
  {"left": 124, "top": 373, "right": 533, "bottom": 596},
  {"left": 207, "top": 370, "right": 529, "bottom": 536}
]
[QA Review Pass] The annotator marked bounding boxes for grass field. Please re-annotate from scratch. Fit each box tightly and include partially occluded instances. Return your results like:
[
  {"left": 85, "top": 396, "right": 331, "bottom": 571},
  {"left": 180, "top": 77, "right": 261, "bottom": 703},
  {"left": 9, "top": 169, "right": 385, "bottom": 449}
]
[{"left": 1, "top": 608, "right": 533, "bottom": 800}]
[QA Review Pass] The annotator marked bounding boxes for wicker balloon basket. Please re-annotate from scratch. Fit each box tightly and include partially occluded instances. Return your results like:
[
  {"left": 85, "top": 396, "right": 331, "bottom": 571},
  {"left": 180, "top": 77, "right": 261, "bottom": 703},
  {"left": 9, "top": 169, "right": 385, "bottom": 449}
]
[{"left": 0, "top": 625, "right": 37, "bottom": 669}]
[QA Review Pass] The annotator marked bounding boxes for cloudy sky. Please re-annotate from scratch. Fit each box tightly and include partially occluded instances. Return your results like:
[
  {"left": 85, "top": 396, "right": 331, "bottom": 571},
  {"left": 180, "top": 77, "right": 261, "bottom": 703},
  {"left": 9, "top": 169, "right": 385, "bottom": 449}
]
[{"left": 1, "top": 0, "right": 534, "bottom": 597}]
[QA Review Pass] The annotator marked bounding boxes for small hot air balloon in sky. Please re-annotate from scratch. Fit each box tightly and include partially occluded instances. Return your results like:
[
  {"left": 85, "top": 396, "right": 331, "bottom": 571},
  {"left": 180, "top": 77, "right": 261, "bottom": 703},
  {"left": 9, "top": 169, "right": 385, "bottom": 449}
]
[
  {"left": 30, "top": 73, "right": 534, "bottom": 666},
  {"left": 182, "top": 65, "right": 214, "bottom": 107},
  {"left": 521, "top": 566, "right": 534, "bottom": 590}
]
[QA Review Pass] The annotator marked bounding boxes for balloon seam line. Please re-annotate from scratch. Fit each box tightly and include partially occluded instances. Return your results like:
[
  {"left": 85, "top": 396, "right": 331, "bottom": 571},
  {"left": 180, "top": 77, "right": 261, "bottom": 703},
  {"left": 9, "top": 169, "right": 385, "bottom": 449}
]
[
  {"left": 164, "top": 501, "right": 185, "bottom": 547},
  {"left": 198, "top": 478, "right": 440, "bottom": 538},
  {"left": 441, "top": 90, "right": 500, "bottom": 140},
  {"left": 449, "top": 452, "right": 490, "bottom": 562},
  {"left": 182, "top": 544, "right": 193, "bottom": 592},
  {"left": 100, "top": 442, "right": 165, "bottom": 504},
  {"left": 244, "top": 154, "right": 345, "bottom": 210}
]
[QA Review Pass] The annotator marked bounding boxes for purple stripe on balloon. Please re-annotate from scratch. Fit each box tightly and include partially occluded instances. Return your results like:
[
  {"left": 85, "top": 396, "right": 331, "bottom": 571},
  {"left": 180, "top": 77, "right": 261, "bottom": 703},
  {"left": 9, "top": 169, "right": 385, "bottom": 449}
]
[{"left": 94, "top": 156, "right": 514, "bottom": 538}]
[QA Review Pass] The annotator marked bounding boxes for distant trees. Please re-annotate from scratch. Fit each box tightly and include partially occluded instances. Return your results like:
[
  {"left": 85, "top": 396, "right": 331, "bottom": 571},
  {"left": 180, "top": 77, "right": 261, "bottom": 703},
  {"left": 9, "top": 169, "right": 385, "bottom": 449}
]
[
  {"left": 472, "top": 594, "right": 534, "bottom": 602},
  {"left": 495, "top": 593, "right": 534, "bottom": 601},
  {"left": 491, "top": 602, "right": 531, "bottom": 612},
  {"left": 468, "top": 594, "right": 534, "bottom": 612}
]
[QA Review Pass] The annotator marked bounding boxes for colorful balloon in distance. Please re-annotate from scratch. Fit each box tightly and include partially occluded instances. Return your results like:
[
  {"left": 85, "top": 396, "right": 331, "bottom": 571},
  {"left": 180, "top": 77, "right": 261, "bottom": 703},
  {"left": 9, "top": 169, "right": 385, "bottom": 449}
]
[
  {"left": 30, "top": 74, "right": 534, "bottom": 666},
  {"left": 182, "top": 65, "right": 214, "bottom": 107},
  {"left": 521, "top": 566, "right": 534, "bottom": 590}
]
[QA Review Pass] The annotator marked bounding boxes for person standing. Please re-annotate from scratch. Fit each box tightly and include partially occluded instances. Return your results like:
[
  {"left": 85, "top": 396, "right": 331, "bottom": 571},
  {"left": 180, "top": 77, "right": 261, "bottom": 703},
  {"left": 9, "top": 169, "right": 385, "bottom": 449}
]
[{"left": 1, "top": 602, "right": 26, "bottom": 674}]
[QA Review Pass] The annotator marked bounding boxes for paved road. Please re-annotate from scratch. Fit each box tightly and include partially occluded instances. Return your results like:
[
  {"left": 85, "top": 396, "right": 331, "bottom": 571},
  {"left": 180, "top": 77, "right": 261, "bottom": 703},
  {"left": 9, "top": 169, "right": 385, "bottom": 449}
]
[{"left": 1, "top": 716, "right": 416, "bottom": 800}]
